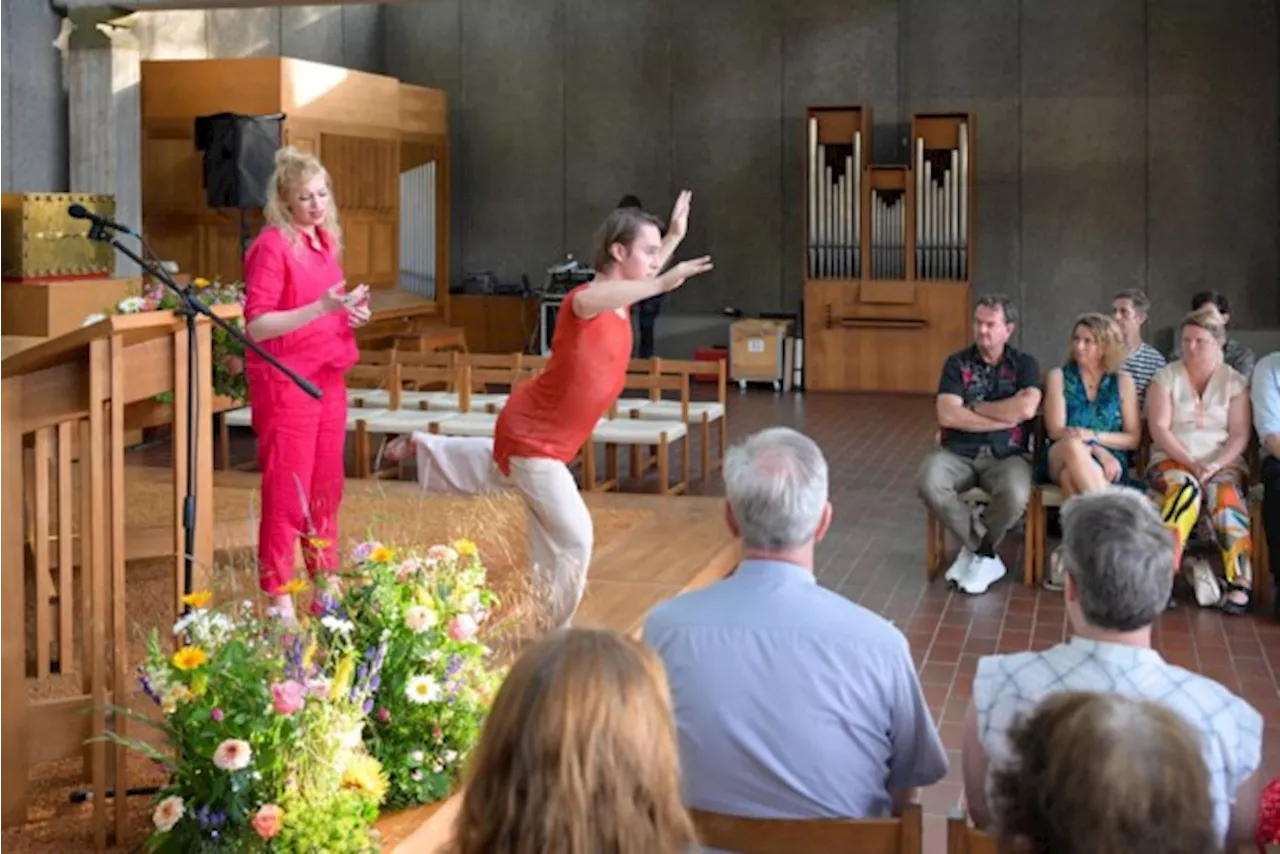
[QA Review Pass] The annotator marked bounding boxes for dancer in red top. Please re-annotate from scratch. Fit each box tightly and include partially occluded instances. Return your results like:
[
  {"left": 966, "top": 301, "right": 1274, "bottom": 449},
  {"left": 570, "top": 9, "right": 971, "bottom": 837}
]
[
  {"left": 243, "top": 146, "right": 371, "bottom": 622},
  {"left": 389, "top": 193, "right": 711, "bottom": 626}
]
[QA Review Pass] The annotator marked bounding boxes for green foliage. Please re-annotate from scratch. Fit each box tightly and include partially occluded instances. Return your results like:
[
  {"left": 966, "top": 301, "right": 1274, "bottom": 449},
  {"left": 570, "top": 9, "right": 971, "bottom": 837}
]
[{"left": 317, "top": 539, "right": 505, "bottom": 808}]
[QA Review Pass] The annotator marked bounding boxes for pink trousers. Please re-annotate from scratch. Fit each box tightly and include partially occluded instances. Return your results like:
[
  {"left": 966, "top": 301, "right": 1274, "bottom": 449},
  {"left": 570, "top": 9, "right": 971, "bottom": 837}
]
[{"left": 251, "top": 370, "right": 346, "bottom": 594}]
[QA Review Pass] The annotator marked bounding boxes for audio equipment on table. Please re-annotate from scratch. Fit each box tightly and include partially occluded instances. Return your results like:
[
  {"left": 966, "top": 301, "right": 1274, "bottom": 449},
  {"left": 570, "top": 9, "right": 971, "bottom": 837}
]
[{"left": 541, "top": 256, "right": 594, "bottom": 295}]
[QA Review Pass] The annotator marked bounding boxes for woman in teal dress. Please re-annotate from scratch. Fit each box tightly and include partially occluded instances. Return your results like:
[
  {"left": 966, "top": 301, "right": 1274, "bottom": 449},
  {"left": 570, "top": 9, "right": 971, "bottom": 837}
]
[{"left": 1043, "top": 312, "right": 1142, "bottom": 494}]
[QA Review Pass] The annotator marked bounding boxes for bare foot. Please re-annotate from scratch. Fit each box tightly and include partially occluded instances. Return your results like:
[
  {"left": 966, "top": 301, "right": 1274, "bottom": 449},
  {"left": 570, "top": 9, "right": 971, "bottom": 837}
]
[{"left": 383, "top": 434, "right": 416, "bottom": 463}]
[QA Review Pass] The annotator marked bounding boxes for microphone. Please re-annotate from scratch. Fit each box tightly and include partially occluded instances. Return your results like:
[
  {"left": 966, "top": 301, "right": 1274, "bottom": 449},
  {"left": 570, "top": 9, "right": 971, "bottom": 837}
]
[{"left": 68, "top": 203, "right": 138, "bottom": 237}]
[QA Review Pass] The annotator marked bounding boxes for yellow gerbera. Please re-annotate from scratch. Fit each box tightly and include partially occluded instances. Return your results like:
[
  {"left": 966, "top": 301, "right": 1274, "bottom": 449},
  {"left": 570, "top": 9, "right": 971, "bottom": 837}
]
[
  {"left": 180, "top": 590, "right": 213, "bottom": 609},
  {"left": 453, "top": 538, "right": 478, "bottom": 557},
  {"left": 172, "top": 646, "right": 207, "bottom": 671},
  {"left": 276, "top": 578, "right": 308, "bottom": 596},
  {"left": 341, "top": 753, "right": 389, "bottom": 802},
  {"left": 369, "top": 546, "right": 394, "bottom": 564}
]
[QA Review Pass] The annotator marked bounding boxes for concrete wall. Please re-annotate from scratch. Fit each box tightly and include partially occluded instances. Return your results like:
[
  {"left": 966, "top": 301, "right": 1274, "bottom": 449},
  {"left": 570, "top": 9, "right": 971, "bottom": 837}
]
[
  {"left": 0, "top": 1, "right": 384, "bottom": 188},
  {"left": 3, "top": 0, "right": 69, "bottom": 192},
  {"left": 386, "top": 0, "right": 1280, "bottom": 366}
]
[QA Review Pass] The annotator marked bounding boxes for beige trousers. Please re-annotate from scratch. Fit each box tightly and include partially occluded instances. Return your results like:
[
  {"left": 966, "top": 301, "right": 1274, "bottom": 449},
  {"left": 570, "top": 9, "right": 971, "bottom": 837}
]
[{"left": 410, "top": 433, "right": 591, "bottom": 627}]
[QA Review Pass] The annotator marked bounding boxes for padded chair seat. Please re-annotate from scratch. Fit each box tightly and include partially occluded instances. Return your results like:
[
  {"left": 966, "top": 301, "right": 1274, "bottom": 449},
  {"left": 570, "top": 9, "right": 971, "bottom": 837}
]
[
  {"left": 1039, "top": 485, "right": 1065, "bottom": 508},
  {"left": 591, "top": 419, "right": 687, "bottom": 445},
  {"left": 222, "top": 406, "right": 253, "bottom": 428},
  {"left": 424, "top": 392, "right": 509, "bottom": 413},
  {"left": 361, "top": 410, "right": 458, "bottom": 434},
  {"left": 635, "top": 400, "right": 726, "bottom": 422},
  {"left": 348, "top": 388, "right": 391, "bottom": 408},
  {"left": 435, "top": 412, "right": 499, "bottom": 438}
]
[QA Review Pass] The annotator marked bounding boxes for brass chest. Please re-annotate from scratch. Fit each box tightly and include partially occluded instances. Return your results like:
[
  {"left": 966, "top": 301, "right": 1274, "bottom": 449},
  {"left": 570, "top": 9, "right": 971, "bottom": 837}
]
[{"left": 1, "top": 193, "right": 117, "bottom": 281}]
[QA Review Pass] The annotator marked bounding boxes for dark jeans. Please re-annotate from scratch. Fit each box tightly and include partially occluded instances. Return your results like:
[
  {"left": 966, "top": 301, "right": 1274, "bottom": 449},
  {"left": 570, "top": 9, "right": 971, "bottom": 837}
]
[
  {"left": 1264, "top": 456, "right": 1280, "bottom": 585},
  {"left": 634, "top": 293, "right": 664, "bottom": 359}
]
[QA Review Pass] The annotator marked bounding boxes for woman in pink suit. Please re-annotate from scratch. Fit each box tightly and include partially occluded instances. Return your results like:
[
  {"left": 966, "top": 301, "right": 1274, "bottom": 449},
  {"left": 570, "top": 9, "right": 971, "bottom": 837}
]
[{"left": 243, "top": 146, "right": 370, "bottom": 621}]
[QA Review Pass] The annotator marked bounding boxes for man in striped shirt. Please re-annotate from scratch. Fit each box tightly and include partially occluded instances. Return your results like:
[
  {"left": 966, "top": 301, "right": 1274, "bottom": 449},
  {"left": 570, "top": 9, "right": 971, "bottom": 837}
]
[{"left": 1112, "top": 289, "right": 1166, "bottom": 406}]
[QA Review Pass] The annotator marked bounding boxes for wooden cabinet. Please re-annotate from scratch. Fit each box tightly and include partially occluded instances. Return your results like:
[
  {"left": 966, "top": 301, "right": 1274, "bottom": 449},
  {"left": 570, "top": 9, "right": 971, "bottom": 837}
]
[
  {"left": 803, "top": 281, "right": 970, "bottom": 393},
  {"left": 450, "top": 294, "right": 539, "bottom": 354}
]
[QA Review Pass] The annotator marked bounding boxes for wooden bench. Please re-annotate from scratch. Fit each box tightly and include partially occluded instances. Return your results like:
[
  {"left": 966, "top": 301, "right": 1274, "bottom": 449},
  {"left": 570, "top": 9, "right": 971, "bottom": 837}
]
[{"left": 690, "top": 804, "right": 922, "bottom": 854}]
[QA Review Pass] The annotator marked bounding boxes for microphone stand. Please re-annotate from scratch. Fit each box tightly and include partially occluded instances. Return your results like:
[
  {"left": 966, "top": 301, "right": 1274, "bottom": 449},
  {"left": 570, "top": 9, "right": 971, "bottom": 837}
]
[{"left": 85, "top": 221, "right": 322, "bottom": 615}]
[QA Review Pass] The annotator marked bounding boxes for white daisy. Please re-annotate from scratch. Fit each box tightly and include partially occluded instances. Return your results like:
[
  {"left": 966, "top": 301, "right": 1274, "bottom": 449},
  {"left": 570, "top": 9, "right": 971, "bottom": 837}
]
[{"left": 405, "top": 674, "right": 442, "bottom": 705}]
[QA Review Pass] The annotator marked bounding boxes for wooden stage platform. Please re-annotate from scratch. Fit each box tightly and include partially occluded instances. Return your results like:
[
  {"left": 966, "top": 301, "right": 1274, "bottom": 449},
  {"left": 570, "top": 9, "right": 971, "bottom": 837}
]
[
  {"left": 5, "top": 469, "right": 738, "bottom": 853},
  {"left": 134, "top": 467, "right": 739, "bottom": 637}
]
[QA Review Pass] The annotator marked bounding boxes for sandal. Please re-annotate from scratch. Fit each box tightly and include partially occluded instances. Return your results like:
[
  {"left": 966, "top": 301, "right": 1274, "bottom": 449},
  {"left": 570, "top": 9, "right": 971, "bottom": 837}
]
[{"left": 1219, "top": 582, "right": 1252, "bottom": 616}]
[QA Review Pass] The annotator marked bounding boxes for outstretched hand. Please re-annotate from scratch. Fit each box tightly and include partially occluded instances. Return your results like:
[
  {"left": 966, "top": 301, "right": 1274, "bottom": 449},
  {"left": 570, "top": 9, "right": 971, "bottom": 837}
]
[
  {"left": 667, "top": 190, "right": 693, "bottom": 241},
  {"left": 661, "top": 255, "right": 713, "bottom": 292}
]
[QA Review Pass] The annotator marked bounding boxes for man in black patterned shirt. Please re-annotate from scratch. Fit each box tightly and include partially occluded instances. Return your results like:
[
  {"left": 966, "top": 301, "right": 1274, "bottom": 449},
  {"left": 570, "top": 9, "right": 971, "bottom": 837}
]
[{"left": 917, "top": 294, "right": 1041, "bottom": 595}]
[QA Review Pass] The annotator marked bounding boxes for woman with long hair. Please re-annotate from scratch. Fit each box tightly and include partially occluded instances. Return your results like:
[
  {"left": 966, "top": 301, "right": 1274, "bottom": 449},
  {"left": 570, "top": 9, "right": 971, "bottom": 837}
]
[
  {"left": 989, "top": 691, "right": 1221, "bottom": 854},
  {"left": 1147, "top": 304, "right": 1254, "bottom": 614},
  {"left": 1042, "top": 312, "right": 1140, "bottom": 495},
  {"left": 243, "top": 146, "right": 370, "bottom": 622},
  {"left": 448, "top": 627, "right": 696, "bottom": 854}
]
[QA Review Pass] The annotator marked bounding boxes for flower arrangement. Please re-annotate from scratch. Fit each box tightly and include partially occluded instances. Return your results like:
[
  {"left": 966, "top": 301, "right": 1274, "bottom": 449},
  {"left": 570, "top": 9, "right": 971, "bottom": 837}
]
[
  {"left": 315, "top": 539, "right": 505, "bottom": 808},
  {"left": 114, "top": 591, "right": 385, "bottom": 852},
  {"left": 83, "top": 277, "right": 248, "bottom": 405}
]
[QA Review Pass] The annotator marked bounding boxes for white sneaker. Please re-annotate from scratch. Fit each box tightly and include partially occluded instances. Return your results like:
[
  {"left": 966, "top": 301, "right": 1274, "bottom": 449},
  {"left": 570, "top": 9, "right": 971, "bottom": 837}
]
[
  {"left": 960, "top": 555, "right": 1007, "bottom": 595},
  {"left": 945, "top": 548, "right": 977, "bottom": 586}
]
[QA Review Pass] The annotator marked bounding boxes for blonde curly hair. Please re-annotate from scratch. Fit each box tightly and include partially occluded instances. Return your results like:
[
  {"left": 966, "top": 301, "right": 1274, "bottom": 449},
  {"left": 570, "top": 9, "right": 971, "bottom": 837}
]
[
  {"left": 262, "top": 146, "right": 343, "bottom": 253},
  {"left": 1066, "top": 312, "right": 1127, "bottom": 373}
]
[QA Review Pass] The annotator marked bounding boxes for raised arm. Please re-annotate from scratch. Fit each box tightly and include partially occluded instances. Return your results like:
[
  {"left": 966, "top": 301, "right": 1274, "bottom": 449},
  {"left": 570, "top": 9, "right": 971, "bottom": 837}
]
[
  {"left": 653, "top": 190, "right": 691, "bottom": 272},
  {"left": 572, "top": 256, "right": 713, "bottom": 319}
]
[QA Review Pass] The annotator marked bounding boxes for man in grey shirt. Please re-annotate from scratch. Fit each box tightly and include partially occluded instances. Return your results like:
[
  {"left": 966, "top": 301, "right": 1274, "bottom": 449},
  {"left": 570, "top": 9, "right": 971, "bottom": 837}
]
[{"left": 644, "top": 427, "right": 948, "bottom": 826}]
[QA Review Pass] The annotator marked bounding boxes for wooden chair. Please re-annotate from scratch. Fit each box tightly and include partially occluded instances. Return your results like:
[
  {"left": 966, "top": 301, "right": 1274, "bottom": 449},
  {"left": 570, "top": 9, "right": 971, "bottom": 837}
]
[
  {"left": 583, "top": 372, "right": 690, "bottom": 496},
  {"left": 1031, "top": 426, "right": 1271, "bottom": 602},
  {"left": 926, "top": 487, "right": 1036, "bottom": 588},
  {"left": 353, "top": 365, "right": 471, "bottom": 477},
  {"left": 690, "top": 804, "right": 922, "bottom": 854},
  {"left": 634, "top": 357, "right": 729, "bottom": 480},
  {"left": 945, "top": 815, "right": 997, "bottom": 854}
]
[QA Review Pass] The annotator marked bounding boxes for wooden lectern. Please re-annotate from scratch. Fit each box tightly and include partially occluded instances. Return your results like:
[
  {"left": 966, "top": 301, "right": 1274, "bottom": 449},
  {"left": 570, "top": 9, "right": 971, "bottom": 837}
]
[{"left": 1, "top": 307, "right": 235, "bottom": 849}]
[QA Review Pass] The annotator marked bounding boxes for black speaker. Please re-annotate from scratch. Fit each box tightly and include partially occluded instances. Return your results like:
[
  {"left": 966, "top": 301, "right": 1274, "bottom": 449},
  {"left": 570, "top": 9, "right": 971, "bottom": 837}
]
[{"left": 194, "top": 113, "right": 284, "bottom": 209}]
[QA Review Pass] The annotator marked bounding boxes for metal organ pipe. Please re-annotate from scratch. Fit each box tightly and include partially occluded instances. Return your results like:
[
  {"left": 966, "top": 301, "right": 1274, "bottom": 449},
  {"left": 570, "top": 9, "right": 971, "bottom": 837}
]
[{"left": 807, "top": 120, "right": 862, "bottom": 279}]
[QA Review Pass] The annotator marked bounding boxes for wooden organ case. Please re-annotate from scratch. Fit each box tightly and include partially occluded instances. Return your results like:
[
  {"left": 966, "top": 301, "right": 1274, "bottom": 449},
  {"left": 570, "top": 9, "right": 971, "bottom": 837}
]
[{"left": 802, "top": 108, "right": 973, "bottom": 393}]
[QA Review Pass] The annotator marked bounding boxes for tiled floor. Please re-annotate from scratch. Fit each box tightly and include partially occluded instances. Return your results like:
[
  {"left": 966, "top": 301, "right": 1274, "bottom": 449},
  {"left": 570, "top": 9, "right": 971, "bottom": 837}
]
[
  {"left": 213, "top": 385, "right": 1276, "bottom": 853},
  {"left": 681, "top": 388, "right": 1278, "bottom": 852}
]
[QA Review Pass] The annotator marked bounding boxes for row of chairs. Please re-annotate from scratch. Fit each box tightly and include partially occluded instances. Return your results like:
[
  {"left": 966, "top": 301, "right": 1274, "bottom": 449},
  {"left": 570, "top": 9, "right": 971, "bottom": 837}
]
[
  {"left": 689, "top": 804, "right": 993, "bottom": 854},
  {"left": 925, "top": 418, "right": 1272, "bottom": 603},
  {"left": 219, "top": 351, "right": 730, "bottom": 494},
  {"left": 691, "top": 804, "right": 1273, "bottom": 853}
]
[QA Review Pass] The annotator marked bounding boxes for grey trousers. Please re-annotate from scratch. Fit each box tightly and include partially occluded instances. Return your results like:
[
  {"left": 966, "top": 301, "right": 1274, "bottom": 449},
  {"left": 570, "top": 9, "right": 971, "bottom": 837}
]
[{"left": 916, "top": 448, "right": 1032, "bottom": 552}]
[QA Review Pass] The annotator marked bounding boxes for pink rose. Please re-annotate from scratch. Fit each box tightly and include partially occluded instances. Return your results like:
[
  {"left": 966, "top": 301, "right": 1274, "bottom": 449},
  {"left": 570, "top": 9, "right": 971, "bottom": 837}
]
[
  {"left": 251, "top": 803, "right": 284, "bottom": 839},
  {"left": 448, "top": 614, "right": 478, "bottom": 642},
  {"left": 376, "top": 707, "right": 391, "bottom": 723},
  {"left": 224, "top": 354, "right": 244, "bottom": 376},
  {"left": 271, "top": 680, "right": 307, "bottom": 716}
]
